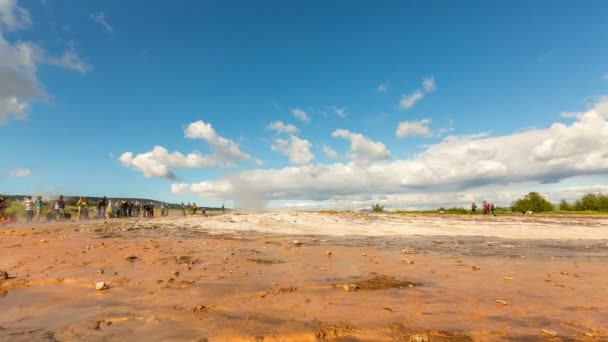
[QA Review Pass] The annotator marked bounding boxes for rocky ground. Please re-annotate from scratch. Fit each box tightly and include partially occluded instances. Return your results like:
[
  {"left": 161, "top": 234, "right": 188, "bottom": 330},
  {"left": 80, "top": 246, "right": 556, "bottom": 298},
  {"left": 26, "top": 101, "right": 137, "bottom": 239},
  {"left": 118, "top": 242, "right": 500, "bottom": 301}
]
[{"left": 1, "top": 212, "right": 607, "bottom": 341}]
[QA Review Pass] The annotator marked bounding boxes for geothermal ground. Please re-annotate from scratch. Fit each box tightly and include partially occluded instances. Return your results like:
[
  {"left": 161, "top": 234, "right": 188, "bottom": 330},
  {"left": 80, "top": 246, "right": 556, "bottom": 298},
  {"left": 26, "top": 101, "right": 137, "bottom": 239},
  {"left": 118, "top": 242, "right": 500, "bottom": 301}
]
[{"left": 1, "top": 212, "right": 608, "bottom": 341}]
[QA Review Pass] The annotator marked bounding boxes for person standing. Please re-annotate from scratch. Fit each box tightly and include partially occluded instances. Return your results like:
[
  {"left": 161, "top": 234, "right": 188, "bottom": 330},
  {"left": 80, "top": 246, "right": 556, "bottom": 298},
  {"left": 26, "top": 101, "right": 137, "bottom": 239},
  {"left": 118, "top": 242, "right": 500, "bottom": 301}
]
[
  {"left": 490, "top": 203, "right": 496, "bottom": 215},
  {"left": 192, "top": 202, "right": 197, "bottom": 215},
  {"left": 97, "top": 197, "right": 107, "bottom": 219},
  {"left": 23, "top": 196, "right": 34, "bottom": 222},
  {"left": 56, "top": 195, "right": 66, "bottom": 221},
  {"left": 0, "top": 194, "right": 7, "bottom": 220},
  {"left": 471, "top": 202, "right": 477, "bottom": 215},
  {"left": 35, "top": 196, "right": 43, "bottom": 220},
  {"left": 221, "top": 203, "right": 225, "bottom": 214},
  {"left": 181, "top": 202, "right": 186, "bottom": 216}
]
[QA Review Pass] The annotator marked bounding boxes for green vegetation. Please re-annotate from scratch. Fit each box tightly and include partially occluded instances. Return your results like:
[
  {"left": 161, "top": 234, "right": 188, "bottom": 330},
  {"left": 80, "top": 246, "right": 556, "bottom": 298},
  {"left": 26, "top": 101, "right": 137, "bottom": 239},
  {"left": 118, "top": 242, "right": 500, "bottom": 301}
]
[
  {"left": 371, "top": 203, "right": 384, "bottom": 213},
  {"left": 562, "top": 193, "right": 608, "bottom": 212},
  {"left": 511, "top": 192, "right": 554, "bottom": 213}
]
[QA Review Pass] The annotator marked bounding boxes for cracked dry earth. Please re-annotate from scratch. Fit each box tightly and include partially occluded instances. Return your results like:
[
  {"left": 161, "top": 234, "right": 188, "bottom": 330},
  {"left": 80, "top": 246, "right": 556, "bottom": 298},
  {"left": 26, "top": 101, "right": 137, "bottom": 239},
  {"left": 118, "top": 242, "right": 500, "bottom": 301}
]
[{"left": 1, "top": 212, "right": 608, "bottom": 341}]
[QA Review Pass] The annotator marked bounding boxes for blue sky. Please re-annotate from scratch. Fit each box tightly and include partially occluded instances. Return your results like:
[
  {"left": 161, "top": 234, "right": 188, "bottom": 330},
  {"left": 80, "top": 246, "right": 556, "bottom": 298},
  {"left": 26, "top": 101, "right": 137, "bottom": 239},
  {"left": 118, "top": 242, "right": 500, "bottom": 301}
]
[{"left": 1, "top": 0, "right": 608, "bottom": 209}]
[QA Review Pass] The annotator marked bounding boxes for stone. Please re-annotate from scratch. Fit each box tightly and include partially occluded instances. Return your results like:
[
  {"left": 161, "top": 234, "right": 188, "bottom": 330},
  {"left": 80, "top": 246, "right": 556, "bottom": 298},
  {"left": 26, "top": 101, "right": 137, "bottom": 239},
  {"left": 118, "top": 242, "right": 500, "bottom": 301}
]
[
  {"left": 124, "top": 255, "right": 138, "bottom": 261},
  {"left": 504, "top": 277, "right": 515, "bottom": 281},
  {"left": 172, "top": 271, "right": 180, "bottom": 276},
  {"left": 402, "top": 258, "right": 414, "bottom": 265},
  {"left": 584, "top": 332, "right": 595, "bottom": 337},
  {"left": 325, "top": 251, "right": 332, "bottom": 256},
  {"left": 342, "top": 284, "right": 359, "bottom": 292},
  {"left": 495, "top": 299, "right": 508, "bottom": 306},
  {"left": 409, "top": 334, "right": 429, "bottom": 342},
  {"left": 95, "top": 282, "right": 109, "bottom": 290},
  {"left": 540, "top": 329, "right": 558, "bottom": 337},
  {"left": 472, "top": 265, "right": 480, "bottom": 271},
  {"left": 560, "top": 271, "right": 568, "bottom": 275},
  {"left": 292, "top": 240, "right": 302, "bottom": 246},
  {"left": 0, "top": 270, "right": 8, "bottom": 280},
  {"left": 97, "top": 269, "right": 104, "bottom": 274}
]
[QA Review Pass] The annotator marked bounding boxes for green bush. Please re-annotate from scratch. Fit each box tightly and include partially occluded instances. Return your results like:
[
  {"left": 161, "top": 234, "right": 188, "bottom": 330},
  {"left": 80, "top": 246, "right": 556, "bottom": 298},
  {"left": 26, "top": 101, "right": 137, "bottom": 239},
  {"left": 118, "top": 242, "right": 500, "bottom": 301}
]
[
  {"left": 573, "top": 193, "right": 608, "bottom": 211},
  {"left": 372, "top": 203, "right": 384, "bottom": 213},
  {"left": 511, "top": 192, "right": 554, "bottom": 213},
  {"left": 559, "top": 199, "right": 572, "bottom": 211}
]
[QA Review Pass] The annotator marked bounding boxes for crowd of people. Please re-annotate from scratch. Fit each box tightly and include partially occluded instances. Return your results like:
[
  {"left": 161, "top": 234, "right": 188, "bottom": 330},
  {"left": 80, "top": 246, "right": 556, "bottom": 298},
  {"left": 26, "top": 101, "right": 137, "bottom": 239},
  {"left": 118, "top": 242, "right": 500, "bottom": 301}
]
[
  {"left": 0, "top": 194, "right": 225, "bottom": 223},
  {"left": 470, "top": 201, "right": 496, "bottom": 215}
]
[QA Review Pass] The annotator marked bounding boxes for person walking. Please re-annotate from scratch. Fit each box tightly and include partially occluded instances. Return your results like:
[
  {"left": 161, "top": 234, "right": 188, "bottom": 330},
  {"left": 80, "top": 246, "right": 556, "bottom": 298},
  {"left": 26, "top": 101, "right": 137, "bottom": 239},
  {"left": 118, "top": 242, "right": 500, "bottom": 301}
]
[
  {"left": 0, "top": 194, "right": 8, "bottom": 220},
  {"left": 56, "top": 195, "right": 66, "bottom": 221},
  {"left": 97, "top": 197, "right": 108, "bottom": 219},
  {"left": 23, "top": 196, "right": 34, "bottom": 222},
  {"left": 35, "top": 196, "right": 43, "bottom": 220},
  {"left": 181, "top": 202, "right": 186, "bottom": 216},
  {"left": 221, "top": 203, "right": 225, "bottom": 214},
  {"left": 77, "top": 197, "right": 89, "bottom": 220}
]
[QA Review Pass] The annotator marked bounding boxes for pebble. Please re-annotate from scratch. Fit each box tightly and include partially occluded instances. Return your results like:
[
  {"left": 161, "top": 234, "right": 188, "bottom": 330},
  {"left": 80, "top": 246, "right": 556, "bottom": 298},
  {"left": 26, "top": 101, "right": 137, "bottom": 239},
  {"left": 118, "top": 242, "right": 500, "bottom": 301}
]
[
  {"left": 409, "top": 334, "right": 429, "bottom": 342},
  {"left": 560, "top": 271, "right": 568, "bottom": 275},
  {"left": 472, "top": 265, "right": 480, "bottom": 271},
  {"left": 503, "top": 277, "right": 515, "bottom": 281},
  {"left": 540, "top": 329, "right": 557, "bottom": 337},
  {"left": 402, "top": 258, "right": 414, "bottom": 265},
  {"left": 95, "top": 282, "right": 109, "bottom": 291},
  {"left": 97, "top": 269, "right": 104, "bottom": 274},
  {"left": 172, "top": 271, "right": 180, "bottom": 276},
  {"left": 0, "top": 270, "right": 8, "bottom": 280},
  {"left": 342, "top": 284, "right": 359, "bottom": 292},
  {"left": 292, "top": 240, "right": 302, "bottom": 246},
  {"left": 495, "top": 299, "right": 508, "bottom": 306},
  {"left": 124, "top": 255, "right": 138, "bottom": 261},
  {"left": 325, "top": 251, "right": 332, "bottom": 256}
]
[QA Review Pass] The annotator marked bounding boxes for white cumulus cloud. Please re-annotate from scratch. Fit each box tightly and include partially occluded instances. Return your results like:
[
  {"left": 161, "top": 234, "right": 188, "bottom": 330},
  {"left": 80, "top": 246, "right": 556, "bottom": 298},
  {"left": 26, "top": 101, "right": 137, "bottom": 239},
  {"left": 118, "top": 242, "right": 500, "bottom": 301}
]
[
  {"left": 332, "top": 129, "right": 391, "bottom": 162},
  {"left": 266, "top": 120, "right": 299, "bottom": 134},
  {"left": 120, "top": 120, "right": 251, "bottom": 179},
  {"left": 377, "top": 82, "right": 388, "bottom": 93},
  {"left": 291, "top": 108, "right": 310, "bottom": 123},
  {"left": 399, "top": 77, "right": 437, "bottom": 110},
  {"left": 0, "top": 0, "right": 90, "bottom": 124},
  {"left": 172, "top": 96, "right": 608, "bottom": 209},
  {"left": 271, "top": 135, "right": 314, "bottom": 165},
  {"left": 395, "top": 118, "right": 433, "bottom": 138}
]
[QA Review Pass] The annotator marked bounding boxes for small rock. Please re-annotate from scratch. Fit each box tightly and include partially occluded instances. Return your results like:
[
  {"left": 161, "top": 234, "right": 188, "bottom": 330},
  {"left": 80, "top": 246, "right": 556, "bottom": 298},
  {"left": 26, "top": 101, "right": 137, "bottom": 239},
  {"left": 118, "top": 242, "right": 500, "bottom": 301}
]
[
  {"left": 292, "top": 240, "right": 302, "bottom": 246},
  {"left": 124, "top": 255, "right": 137, "bottom": 261},
  {"left": 0, "top": 270, "right": 8, "bottom": 280},
  {"left": 402, "top": 258, "right": 414, "bottom": 265},
  {"left": 172, "top": 271, "right": 180, "bottom": 276},
  {"left": 95, "top": 282, "right": 109, "bottom": 290},
  {"left": 540, "top": 329, "right": 558, "bottom": 337},
  {"left": 342, "top": 284, "right": 359, "bottom": 292},
  {"left": 409, "top": 334, "right": 429, "bottom": 342},
  {"left": 520, "top": 256, "right": 526, "bottom": 259},
  {"left": 325, "top": 251, "right": 332, "bottom": 256},
  {"left": 560, "top": 271, "right": 568, "bottom": 275},
  {"left": 584, "top": 332, "right": 595, "bottom": 337},
  {"left": 361, "top": 253, "right": 367, "bottom": 256},
  {"left": 504, "top": 276, "right": 515, "bottom": 281},
  {"left": 545, "top": 278, "right": 552, "bottom": 282},
  {"left": 40, "top": 239, "right": 47, "bottom": 243},
  {"left": 495, "top": 299, "right": 508, "bottom": 306},
  {"left": 96, "top": 269, "right": 104, "bottom": 274},
  {"left": 472, "top": 265, "right": 480, "bottom": 271}
]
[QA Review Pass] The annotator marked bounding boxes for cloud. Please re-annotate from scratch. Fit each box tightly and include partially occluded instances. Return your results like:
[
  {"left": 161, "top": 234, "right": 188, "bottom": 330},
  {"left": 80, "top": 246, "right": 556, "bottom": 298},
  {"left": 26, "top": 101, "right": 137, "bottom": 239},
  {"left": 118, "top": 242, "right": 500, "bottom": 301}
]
[
  {"left": 332, "top": 106, "right": 346, "bottom": 118},
  {"left": 377, "top": 82, "right": 388, "bottom": 93},
  {"left": 266, "top": 120, "right": 299, "bottom": 134},
  {"left": 0, "top": 0, "right": 31, "bottom": 31},
  {"left": 332, "top": 129, "right": 391, "bottom": 162},
  {"left": 603, "top": 73, "right": 608, "bottom": 80},
  {"left": 172, "top": 96, "right": 608, "bottom": 209},
  {"left": 91, "top": 12, "right": 113, "bottom": 33},
  {"left": 322, "top": 145, "right": 339, "bottom": 160},
  {"left": 422, "top": 77, "right": 436, "bottom": 92},
  {"left": 395, "top": 118, "right": 432, "bottom": 138},
  {"left": 399, "top": 77, "right": 437, "bottom": 110},
  {"left": 9, "top": 167, "right": 31, "bottom": 177},
  {"left": 120, "top": 121, "right": 251, "bottom": 179},
  {"left": 291, "top": 108, "right": 310, "bottom": 123},
  {"left": 399, "top": 90, "right": 424, "bottom": 110},
  {"left": 271, "top": 135, "right": 314, "bottom": 165},
  {"left": 0, "top": 1, "right": 90, "bottom": 124}
]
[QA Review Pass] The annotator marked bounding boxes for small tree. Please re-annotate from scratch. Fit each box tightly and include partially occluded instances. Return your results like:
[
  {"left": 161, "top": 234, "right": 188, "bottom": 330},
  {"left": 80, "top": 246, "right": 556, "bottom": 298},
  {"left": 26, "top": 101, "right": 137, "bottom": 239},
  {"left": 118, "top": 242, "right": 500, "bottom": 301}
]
[
  {"left": 511, "top": 192, "right": 553, "bottom": 213},
  {"left": 559, "top": 199, "right": 572, "bottom": 211},
  {"left": 372, "top": 203, "right": 384, "bottom": 213}
]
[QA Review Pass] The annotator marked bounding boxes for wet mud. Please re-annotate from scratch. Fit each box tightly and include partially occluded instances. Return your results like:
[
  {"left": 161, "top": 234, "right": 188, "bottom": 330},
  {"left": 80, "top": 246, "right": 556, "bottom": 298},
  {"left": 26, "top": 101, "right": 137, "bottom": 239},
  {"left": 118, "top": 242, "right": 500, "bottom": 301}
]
[{"left": 1, "top": 212, "right": 608, "bottom": 341}]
